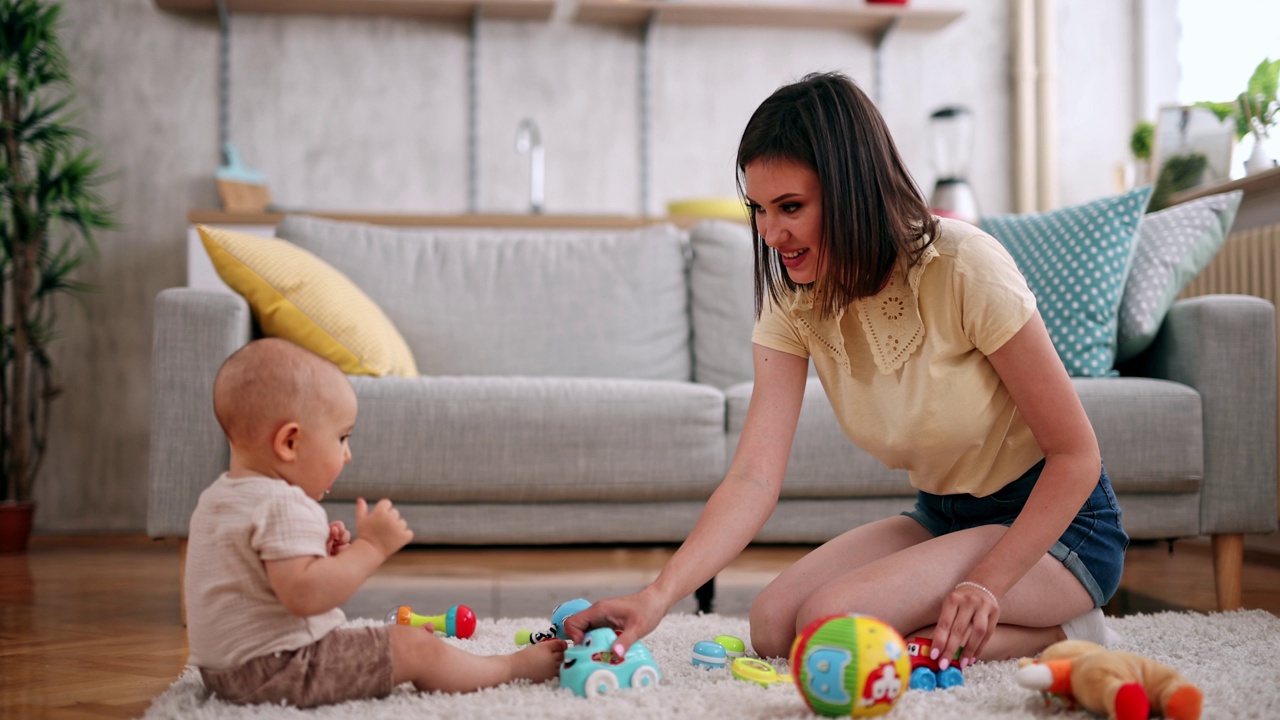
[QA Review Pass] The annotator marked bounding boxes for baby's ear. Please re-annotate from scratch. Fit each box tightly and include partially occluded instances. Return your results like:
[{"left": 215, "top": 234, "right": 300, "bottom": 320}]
[{"left": 272, "top": 422, "right": 302, "bottom": 461}]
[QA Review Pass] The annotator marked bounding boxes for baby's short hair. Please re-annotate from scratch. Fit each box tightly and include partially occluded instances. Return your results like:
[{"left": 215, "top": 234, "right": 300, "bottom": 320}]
[{"left": 213, "top": 338, "right": 344, "bottom": 445}]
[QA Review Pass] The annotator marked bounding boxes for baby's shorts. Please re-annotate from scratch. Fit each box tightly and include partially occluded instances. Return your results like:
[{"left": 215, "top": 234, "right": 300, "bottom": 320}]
[
  {"left": 901, "top": 459, "right": 1130, "bottom": 607},
  {"left": 199, "top": 625, "right": 394, "bottom": 708}
]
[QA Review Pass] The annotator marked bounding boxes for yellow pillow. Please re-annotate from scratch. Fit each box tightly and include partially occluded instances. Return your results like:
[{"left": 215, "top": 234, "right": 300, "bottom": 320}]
[{"left": 198, "top": 225, "right": 418, "bottom": 377}]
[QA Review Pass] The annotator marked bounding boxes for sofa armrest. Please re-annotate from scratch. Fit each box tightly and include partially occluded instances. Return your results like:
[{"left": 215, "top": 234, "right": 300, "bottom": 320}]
[
  {"left": 1132, "top": 294, "right": 1277, "bottom": 535},
  {"left": 147, "top": 288, "right": 252, "bottom": 538}
]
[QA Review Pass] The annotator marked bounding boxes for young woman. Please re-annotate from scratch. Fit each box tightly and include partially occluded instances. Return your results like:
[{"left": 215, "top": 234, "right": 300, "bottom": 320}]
[{"left": 566, "top": 72, "right": 1127, "bottom": 670}]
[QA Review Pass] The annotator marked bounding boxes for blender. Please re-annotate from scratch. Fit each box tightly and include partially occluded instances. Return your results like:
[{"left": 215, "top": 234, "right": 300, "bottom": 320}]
[{"left": 927, "top": 106, "right": 980, "bottom": 224}]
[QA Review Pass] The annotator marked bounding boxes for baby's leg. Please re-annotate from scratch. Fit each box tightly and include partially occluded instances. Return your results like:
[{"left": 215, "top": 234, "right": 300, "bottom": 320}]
[{"left": 388, "top": 625, "right": 566, "bottom": 693}]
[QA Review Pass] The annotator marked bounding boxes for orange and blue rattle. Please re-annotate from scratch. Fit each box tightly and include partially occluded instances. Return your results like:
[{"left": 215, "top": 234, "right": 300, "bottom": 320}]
[{"left": 385, "top": 604, "right": 477, "bottom": 639}]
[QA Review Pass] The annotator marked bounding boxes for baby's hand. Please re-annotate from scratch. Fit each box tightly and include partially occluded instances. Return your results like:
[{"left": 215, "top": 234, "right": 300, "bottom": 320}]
[
  {"left": 327, "top": 520, "right": 351, "bottom": 556},
  {"left": 354, "top": 497, "right": 413, "bottom": 559}
]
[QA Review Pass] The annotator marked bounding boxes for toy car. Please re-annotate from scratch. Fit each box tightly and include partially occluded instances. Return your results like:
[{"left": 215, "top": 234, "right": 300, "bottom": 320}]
[
  {"left": 905, "top": 636, "right": 964, "bottom": 691},
  {"left": 559, "top": 627, "right": 662, "bottom": 698}
]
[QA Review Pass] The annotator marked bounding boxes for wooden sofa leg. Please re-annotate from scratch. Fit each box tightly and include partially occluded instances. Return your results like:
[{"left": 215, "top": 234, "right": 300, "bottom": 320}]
[
  {"left": 1211, "top": 533, "right": 1243, "bottom": 611},
  {"left": 178, "top": 538, "right": 188, "bottom": 627}
]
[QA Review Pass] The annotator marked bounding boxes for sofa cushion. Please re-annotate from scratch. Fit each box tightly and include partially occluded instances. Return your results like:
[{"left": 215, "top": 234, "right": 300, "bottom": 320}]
[
  {"left": 1074, "top": 377, "right": 1203, "bottom": 493},
  {"left": 329, "top": 375, "right": 726, "bottom": 503},
  {"left": 725, "top": 377, "right": 1202, "bottom": 500},
  {"left": 982, "top": 186, "right": 1153, "bottom": 377},
  {"left": 1116, "top": 190, "right": 1242, "bottom": 362},
  {"left": 276, "top": 215, "right": 692, "bottom": 381},
  {"left": 725, "top": 380, "right": 910, "bottom": 498},
  {"left": 690, "top": 220, "right": 757, "bottom": 389},
  {"left": 197, "top": 225, "right": 418, "bottom": 377}
]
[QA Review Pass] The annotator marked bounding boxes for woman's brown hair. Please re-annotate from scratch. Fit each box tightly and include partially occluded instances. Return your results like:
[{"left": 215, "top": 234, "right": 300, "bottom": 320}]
[{"left": 736, "top": 71, "right": 938, "bottom": 318}]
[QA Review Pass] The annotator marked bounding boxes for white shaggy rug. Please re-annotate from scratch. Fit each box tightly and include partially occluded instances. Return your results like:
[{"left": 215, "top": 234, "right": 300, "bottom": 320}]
[{"left": 143, "top": 610, "right": 1280, "bottom": 719}]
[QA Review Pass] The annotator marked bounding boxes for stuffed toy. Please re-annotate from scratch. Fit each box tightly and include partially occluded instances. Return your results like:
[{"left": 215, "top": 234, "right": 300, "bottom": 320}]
[{"left": 1015, "top": 639, "right": 1202, "bottom": 720}]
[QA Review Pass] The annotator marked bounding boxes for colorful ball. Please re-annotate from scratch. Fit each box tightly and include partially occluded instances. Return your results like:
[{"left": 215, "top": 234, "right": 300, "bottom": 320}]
[{"left": 789, "top": 614, "right": 910, "bottom": 717}]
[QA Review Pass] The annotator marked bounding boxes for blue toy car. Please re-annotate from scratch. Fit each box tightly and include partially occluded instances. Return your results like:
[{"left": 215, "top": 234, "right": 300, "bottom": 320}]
[{"left": 560, "top": 627, "right": 662, "bottom": 698}]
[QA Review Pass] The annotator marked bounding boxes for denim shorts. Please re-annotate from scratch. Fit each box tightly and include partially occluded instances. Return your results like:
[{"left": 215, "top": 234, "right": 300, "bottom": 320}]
[{"left": 901, "top": 460, "right": 1129, "bottom": 607}]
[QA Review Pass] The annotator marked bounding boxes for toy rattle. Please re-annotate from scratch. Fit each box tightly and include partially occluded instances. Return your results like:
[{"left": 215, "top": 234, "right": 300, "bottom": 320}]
[
  {"left": 516, "top": 597, "right": 592, "bottom": 646},
  {"left": 384, "top": 604, "right": 477, "bottom": 639},
  {"left": 690, "top": 634, "right": 746, "bottom": 670},
  {"left": 691, "top": 640, "right": 729, "bottom": 670},
  {"left": 730, "top": 657, "right": 793, "bottom": 687}
]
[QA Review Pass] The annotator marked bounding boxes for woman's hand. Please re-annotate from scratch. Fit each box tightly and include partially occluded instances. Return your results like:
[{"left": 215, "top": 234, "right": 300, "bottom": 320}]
[
  {"left": 563, "top": 587, "right": 668, "bottom": 659},
  {"left": 931, "top": 581, "right": 1000, "bottom": 669}
]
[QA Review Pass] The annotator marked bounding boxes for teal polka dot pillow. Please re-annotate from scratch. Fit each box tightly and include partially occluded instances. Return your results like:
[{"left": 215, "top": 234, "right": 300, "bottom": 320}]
[{"left": 980, "top": 186, "right": 1153, "bottom": 377}]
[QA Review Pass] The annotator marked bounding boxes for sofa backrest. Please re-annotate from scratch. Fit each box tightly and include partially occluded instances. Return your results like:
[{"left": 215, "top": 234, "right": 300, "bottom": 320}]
[
  {"left": 689, "top": 220, "right": 757, "bottom": 389},
  {"left": 276, "top": 215, "right": 692, "bottom": 381}
]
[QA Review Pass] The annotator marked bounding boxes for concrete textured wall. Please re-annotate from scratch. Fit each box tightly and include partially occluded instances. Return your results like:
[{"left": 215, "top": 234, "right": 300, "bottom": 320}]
[{"left": 37, "top": 0, "right": 1170, "bottom": 532}]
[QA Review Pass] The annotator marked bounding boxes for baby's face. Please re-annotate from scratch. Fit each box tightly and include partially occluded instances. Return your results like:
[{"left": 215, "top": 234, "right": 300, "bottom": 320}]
[{"left": 291, "top": 381, "right": 357, "bottom": 501}]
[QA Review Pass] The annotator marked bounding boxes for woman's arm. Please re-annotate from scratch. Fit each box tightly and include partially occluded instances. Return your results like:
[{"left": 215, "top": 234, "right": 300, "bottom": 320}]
[
  {"left": 933, "top": 310, "right": 1101, "bottom": 660},
  {"left": 566, "top": 344, "right": 809, "bottom": 652}
]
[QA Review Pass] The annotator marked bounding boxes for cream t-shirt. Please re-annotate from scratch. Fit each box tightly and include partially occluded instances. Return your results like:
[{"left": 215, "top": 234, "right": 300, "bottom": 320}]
[
  {"left": 185, "top": 473, "right": 345, "bottom": 669},
  {"left": 752, "top": 218, "right": 1042, "bottom": 497}
]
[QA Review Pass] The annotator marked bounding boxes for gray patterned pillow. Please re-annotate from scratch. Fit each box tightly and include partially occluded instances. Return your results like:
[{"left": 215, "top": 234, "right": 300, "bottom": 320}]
[{"left": 1116, "top": 189, "right": 1243, "bottom": 362}]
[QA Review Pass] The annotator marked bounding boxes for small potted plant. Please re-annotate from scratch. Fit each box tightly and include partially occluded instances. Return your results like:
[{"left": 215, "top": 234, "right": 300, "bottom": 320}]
[
  {"left": 0, "top": 0, "right": 114, "bottom": 551},
  {"left": 1200, "top": 58, "right": 1280, "bottom": 176}
]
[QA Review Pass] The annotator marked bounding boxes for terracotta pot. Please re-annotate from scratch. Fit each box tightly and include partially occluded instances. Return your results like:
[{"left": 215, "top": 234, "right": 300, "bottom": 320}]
[{"left": 0, "top": 501, "right": 36, "bottom": 553}]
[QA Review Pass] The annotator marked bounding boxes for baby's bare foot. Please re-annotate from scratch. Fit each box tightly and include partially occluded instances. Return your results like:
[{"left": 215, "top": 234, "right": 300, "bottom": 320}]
[{"left": 510, "top": 639, "right": 567, "bottom": 683}]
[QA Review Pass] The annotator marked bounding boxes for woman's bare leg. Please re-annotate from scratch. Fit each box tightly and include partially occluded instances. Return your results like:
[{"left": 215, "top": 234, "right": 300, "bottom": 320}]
[{"left": 750, "top": 517, "right": 1092, "bottom": 659}]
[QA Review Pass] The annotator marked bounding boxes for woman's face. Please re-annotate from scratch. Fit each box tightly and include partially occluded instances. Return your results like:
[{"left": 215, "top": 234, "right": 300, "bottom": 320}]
[{"left": 743, "top": 159, "right": 825, "bottom": 285}]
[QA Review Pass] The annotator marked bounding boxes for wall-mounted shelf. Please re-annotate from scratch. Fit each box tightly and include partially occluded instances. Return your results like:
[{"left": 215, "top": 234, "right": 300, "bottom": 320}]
[
  {"left": 153, "top": 0, "right": 555, "bottom": 21},
  {"left": 576, "top": 1, "right": 962, "bottom": 34},
  {"left": 154, "top": 0, "right": 962, "bottom": 31}
]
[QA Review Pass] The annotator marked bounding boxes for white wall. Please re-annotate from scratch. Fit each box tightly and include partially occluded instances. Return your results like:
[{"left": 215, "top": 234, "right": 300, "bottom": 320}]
[{"left": 38, "top": 0, "right": 1171, "bottom": 532}]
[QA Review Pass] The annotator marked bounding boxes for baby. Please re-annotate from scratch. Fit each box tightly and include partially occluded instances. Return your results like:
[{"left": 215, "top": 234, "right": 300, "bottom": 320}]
[{"left": 184, "top": 337, "right": 565, "bottom": 708}]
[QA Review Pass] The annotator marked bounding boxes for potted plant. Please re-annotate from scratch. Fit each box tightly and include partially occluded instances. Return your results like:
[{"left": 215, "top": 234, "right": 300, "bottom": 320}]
[
  {"left": 1199, "top": 58, "right": 1280, "bottom": 175},
  {"left": 0, "top": 0, "right": 114, "bottom": 551}
]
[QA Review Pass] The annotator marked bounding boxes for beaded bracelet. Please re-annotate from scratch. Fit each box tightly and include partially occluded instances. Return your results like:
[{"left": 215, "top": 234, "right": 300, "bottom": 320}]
[{"left": 955, "top": 581, "right": 999, "bottom": 606}]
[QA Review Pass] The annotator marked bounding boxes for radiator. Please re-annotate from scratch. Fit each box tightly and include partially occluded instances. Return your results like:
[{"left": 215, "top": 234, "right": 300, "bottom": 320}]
[
  {"left": 1181, "top": 223, "right": 1280, "bottom": 302},
  {"left": 1178, "top": 221, "right": 1280, "bottom": 522}
]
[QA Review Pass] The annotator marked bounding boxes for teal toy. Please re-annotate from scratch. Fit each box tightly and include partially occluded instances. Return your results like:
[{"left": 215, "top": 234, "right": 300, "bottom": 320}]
[
  {"left": 692, "top": 640, "right": 729, "bottom": 670},
  {"left": 517, "top": 597, "right": 593, "bottom": 646},
  {"left": 560, "top": 627, "right": 661, "bottom": 698}
]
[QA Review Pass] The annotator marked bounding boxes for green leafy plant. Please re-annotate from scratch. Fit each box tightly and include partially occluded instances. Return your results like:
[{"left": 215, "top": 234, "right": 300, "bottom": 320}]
[
  {"left": 1150, "top": 153, "right": 1208, "bottom": 212},
  {"left": 0, "top": 0, "right": 114, "bottom": 505},
  {"left": 1130, "top": 120, "right": 1154, "bottom": 161},
  {"left": 1198, "top": 58, "right": 1280, "bottom": 140}
]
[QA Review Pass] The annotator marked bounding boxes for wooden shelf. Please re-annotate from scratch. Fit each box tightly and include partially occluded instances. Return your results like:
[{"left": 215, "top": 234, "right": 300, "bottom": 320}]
[
  {"left": 153, "top": 0, "right": 556, "bottom": 21},
  {"left": 188, "top": 209, "right": 734, "bottom": 229},
  {"left": 1170, "top": 164, "right": 1280, "bottom": 206},
  {"left": 575, "top": 0, "right": 963, "bottom": 33},
  {"left": 154, "top": 0, "right": 963, "bottom": 31}
]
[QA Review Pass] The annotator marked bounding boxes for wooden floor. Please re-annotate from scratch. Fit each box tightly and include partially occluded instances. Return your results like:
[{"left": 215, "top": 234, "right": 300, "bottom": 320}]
[{"left": 3, "top": 536, "right": 1280, "bottom": 718}]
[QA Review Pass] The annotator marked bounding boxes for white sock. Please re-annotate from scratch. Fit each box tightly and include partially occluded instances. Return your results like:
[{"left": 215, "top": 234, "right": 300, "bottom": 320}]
[{"left": 1061, "top": 607, "right": 1123, "bottom": 647}]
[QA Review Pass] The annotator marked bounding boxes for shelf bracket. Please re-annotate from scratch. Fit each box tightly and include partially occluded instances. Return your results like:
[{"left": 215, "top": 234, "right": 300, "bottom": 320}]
[{"left": 871, "top": 16, "right": 900, "bottom": 106}]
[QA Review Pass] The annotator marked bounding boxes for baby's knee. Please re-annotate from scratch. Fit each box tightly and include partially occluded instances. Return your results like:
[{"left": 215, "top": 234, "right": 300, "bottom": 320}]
[{"left": 388, "top": 625, "right": 444, "bottom": 685}]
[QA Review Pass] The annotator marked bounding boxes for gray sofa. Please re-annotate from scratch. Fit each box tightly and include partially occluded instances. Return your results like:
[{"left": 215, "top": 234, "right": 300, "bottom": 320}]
[{"left": 149, "top": 215, "right": 1277, "bottom": 611}]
